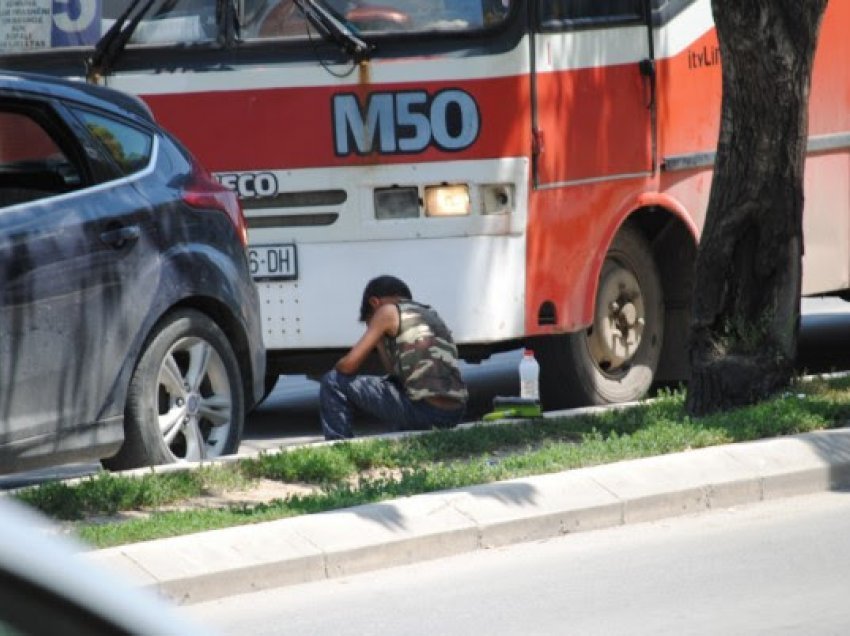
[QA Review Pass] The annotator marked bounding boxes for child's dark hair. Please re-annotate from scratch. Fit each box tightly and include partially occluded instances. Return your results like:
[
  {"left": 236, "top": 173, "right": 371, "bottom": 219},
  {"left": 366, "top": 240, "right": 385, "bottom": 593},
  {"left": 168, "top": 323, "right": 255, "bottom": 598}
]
[{"left": 359, "top": 275, "right": 412, "bottom": 322}]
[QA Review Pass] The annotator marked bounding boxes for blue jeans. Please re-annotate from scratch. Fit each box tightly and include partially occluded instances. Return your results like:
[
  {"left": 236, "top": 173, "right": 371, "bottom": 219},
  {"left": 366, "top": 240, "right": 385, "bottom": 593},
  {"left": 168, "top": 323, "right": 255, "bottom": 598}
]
[{"left": 319, "top": 370, "right": 466, "bottom": 440}]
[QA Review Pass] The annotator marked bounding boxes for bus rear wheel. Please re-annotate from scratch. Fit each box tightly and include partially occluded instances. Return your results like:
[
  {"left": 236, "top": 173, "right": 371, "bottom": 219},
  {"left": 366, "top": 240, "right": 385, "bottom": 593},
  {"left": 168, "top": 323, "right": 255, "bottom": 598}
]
[{"left": 538, "top": 224, "right": 664, "bottom": 409}]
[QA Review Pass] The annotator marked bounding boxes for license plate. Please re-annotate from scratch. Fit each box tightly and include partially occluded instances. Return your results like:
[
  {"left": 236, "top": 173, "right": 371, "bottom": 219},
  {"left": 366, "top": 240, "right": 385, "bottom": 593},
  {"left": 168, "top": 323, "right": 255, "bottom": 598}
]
[{"left": 248, "top": 243, "right": 297, "bottom": 281}]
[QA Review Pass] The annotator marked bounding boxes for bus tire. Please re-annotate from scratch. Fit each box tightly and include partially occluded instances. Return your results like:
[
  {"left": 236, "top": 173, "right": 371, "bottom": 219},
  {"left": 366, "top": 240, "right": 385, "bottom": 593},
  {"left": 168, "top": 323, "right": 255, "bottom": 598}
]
[
  {"left": 102, "top": 309, "right": 244, "bottom": 471},
  {"left": 538, "top": 224, "right": 664, "bottom": 409}
]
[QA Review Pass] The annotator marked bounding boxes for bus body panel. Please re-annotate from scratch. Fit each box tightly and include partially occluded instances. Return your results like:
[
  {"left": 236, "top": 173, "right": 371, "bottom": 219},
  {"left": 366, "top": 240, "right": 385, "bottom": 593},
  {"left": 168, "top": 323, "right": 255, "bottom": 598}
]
[
  {"left": 241, "top": 158, "right": 530, "bottom": 349},
  {"left": 526, "top": 0, "right": 850, "bottom": 339}
]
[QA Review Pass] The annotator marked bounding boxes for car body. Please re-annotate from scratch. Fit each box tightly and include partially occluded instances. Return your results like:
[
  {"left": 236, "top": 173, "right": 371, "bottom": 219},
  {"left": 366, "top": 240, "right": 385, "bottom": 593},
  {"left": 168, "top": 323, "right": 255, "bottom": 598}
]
[
  {"left": 0, "top": 71, "right": 265, "bottom": 474},
  {"left": 0, "top": 496, "right": 210, "bottom": 635}
]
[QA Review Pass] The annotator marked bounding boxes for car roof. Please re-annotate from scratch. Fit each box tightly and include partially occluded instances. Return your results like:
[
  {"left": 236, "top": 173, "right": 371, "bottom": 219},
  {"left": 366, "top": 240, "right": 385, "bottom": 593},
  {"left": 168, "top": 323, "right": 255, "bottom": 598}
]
[{"left": 0, "top": 70, "right": 155, "bottom": 126}]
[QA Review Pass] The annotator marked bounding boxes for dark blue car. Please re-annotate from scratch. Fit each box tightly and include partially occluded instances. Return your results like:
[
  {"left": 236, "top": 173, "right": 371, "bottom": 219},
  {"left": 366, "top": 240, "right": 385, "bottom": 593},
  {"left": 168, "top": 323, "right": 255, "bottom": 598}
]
[{"left": 0, "top": 72, "right": 265, "bottom": 473}]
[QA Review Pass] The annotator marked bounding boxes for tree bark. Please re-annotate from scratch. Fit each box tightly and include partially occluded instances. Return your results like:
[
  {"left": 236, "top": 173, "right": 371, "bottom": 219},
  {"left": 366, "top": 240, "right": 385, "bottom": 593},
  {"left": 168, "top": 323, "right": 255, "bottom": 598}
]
[{"left": 686, "top": 0, "right": 827, "bottom": 416}]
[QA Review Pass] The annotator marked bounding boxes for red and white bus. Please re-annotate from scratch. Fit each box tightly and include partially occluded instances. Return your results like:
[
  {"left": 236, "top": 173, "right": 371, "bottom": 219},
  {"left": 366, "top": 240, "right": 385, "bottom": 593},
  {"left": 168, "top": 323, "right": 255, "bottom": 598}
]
[{"left": 3, "top": 0, "right": 849, "bottom": 408}]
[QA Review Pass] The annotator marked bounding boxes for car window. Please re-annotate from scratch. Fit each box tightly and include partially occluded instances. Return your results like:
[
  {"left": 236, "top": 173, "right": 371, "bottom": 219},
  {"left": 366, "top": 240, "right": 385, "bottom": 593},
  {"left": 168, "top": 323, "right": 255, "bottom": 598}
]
[
  {"left": 0, "top": 109, "right": 82, "bottom": 209},
  {"left": 72, "top": 110, "right": 153, "bottom": 176}
]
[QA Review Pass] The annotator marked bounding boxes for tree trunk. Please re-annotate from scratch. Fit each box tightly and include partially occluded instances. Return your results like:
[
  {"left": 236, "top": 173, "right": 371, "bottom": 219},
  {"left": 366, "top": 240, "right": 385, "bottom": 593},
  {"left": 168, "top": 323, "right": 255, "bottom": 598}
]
[{"left": 686, "top": 1, "right": 827, "bottom": 417}]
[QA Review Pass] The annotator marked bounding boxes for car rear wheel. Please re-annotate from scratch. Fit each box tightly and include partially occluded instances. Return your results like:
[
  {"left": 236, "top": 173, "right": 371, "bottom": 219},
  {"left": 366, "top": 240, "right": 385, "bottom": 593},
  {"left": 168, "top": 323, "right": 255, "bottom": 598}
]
[{"left": 102, "top": 309, "right": 244, "bottom": 471}]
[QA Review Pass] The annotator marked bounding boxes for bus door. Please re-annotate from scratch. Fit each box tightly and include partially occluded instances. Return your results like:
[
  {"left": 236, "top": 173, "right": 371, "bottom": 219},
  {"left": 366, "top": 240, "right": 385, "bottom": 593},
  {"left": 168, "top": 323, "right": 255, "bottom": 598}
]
[{"left": 531, "top": 0, "right": 657, "bottom": 188}]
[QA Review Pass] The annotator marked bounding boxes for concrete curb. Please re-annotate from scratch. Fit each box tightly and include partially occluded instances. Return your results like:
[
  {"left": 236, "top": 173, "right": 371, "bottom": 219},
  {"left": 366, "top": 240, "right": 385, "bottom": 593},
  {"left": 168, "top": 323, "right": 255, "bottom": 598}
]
[{"left": 87, "top": 427, "right": 850, "bottom": 605}]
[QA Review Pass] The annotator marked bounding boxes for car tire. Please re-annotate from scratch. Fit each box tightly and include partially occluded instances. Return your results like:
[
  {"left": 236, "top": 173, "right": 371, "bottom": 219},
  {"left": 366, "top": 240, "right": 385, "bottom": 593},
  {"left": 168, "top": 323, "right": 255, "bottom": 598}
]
[
  {"left": 538, "top": 224, "right": 664, "bottom": 409},
  {"left": 102, "top": 309, "right": 244, "bottom": 471}
]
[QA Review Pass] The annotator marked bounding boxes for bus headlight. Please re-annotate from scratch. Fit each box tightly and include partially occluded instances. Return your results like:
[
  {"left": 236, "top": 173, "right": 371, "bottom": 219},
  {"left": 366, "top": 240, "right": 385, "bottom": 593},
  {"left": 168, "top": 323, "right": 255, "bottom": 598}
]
[
  {"left": 374, "top": 186, "right": 420, "bottom": 219},
  {"left": 424, "top": 185, "right": 470, "bottom": 217}
]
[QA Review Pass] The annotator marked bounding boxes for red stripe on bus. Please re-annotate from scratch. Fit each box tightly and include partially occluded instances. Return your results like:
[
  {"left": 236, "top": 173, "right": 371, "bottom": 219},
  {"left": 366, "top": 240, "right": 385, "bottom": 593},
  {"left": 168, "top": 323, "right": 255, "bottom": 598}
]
[{"left": 143, "top": 75, "right": 532, "bottom": 172}]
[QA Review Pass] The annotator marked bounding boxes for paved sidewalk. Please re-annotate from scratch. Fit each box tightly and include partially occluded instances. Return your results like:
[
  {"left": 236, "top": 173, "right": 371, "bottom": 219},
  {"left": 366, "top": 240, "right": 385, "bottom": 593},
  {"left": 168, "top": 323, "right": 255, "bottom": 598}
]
[{"left": 87, "top": 426, "right": 850, "bottom": 605}]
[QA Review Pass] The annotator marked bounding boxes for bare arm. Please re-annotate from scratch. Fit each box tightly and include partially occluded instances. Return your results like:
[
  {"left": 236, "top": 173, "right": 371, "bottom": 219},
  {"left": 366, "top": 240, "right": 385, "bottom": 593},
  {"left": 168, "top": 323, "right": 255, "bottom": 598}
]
[{"left": 335, "top": 304, "right": 399, "bottom": 374}]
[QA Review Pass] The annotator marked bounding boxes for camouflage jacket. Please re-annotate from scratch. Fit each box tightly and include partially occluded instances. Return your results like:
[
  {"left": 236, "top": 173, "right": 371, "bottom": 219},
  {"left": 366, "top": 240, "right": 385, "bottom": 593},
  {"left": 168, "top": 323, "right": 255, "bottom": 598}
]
[{"left": 383, "top": 301, "right": 468, "bottom": 403}]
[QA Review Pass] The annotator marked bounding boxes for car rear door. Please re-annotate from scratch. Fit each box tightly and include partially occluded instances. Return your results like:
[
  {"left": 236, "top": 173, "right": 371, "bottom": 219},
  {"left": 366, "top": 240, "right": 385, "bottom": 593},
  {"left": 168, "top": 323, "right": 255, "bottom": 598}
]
[{"left": 0, "top": 94, "right": 155, "bottom": 462}]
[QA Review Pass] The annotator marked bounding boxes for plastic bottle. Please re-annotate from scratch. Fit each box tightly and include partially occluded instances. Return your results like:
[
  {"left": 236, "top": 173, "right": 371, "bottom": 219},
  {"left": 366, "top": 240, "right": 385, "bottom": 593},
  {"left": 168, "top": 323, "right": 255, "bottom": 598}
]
[{"left": 518, "top": 349, "right": 540, "bottom": 401}]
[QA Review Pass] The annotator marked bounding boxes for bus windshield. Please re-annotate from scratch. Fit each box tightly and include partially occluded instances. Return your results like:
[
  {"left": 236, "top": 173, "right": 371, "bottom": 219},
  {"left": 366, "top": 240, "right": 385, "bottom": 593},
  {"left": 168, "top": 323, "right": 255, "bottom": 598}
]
[
  {"left": 241, "top": 0, "right": 513, "bottom": 40},
  {"left": 0, "top": 0, "right": 512, "bottom": 54}
]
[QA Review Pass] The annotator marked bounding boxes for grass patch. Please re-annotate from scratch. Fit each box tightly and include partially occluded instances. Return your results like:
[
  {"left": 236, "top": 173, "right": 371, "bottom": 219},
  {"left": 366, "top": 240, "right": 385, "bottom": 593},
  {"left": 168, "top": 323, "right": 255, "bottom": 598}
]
[
  {"left": 16, "top": 466, "right": 253, "bottom": 521},
  {"left": 15, "top": 376, "right": 850, "bottom": 548}
]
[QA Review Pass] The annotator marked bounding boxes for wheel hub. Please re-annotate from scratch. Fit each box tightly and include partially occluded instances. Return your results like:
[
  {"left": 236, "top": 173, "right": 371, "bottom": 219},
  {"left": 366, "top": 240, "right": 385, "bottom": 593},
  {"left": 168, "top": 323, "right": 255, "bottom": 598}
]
[
  {"left": 156, "top": 336, "right": 233, "bottom": 462},
  {"left": 590, "top": 265, "right": 646, "bottom": 372},
  {"left": 185, "top": 392, "right": 201, "bottom": 417}
]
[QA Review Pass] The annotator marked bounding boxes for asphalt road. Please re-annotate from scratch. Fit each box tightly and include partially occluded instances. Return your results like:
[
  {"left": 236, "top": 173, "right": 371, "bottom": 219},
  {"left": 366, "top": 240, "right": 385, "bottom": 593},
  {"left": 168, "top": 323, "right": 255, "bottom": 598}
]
[
  {"left": 2, "top": 297, "right": 850, "bottom": 488},
  {"left": 186, "top": 490, "right": 850, "bottom": 635}
]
